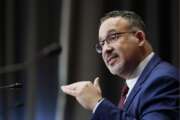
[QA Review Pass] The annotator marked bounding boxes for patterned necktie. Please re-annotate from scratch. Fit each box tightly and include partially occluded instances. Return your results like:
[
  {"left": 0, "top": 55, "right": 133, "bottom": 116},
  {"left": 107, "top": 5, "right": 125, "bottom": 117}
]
[{"left": 118, "top": 84, "right": 129, "bottom": 109}]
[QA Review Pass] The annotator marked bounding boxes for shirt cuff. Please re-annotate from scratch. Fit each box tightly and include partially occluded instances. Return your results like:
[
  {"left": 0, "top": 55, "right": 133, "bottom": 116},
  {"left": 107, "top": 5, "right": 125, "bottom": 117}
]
[{"left": 92, "top": 98, "right": 104, "bottom": 113}]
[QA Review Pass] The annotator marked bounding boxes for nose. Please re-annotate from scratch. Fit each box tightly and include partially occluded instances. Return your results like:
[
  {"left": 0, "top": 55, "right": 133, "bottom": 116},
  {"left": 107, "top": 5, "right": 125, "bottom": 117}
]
[{"left": 102, "top": 42, "right": 113, "bottom": 54}]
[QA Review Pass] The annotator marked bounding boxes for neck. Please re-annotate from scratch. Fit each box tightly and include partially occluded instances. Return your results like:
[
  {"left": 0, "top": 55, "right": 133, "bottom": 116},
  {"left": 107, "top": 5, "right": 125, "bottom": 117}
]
[{"left": 119, "top": 49, "right": 153, "bottom": 79}]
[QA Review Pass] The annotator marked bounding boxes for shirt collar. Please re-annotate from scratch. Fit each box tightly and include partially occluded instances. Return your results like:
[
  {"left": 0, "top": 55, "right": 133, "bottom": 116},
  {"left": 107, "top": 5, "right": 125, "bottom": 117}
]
[{"left": 126, "top": 52, "right": 155, "bottom": 91}]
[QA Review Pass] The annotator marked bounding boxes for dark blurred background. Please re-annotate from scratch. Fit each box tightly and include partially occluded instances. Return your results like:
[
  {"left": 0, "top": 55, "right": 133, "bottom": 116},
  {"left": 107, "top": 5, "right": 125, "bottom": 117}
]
[{"left": 0, "top": 0, "right": 179, "bottom": 120}]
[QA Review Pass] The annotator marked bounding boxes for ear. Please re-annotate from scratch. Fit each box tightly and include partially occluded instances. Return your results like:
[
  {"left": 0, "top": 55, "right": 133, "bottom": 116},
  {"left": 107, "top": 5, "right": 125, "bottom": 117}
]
[{"left": 135, "top": 31, "right": 146, "bottom": 46}]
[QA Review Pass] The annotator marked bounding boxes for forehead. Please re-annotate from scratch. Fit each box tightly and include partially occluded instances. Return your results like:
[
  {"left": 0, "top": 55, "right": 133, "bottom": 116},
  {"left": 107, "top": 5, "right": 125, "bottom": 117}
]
[{"left": 99, "top": 17, "right": 129, "bottom": 39}]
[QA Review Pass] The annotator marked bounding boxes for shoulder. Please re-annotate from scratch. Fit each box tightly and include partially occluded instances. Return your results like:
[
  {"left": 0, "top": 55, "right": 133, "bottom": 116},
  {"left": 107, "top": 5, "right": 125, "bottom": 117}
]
[
  {"left": 143, "top": 54, "right": 179, "bottom": 83},
  {"left": 153, "top": 61, "right": 179, "bottom": 78},
  {"left": 142, "top": 60, "right": 179, "bottom": 95},
  {"left": 135, "top": 63, "right": 179, "bottom": 119}
]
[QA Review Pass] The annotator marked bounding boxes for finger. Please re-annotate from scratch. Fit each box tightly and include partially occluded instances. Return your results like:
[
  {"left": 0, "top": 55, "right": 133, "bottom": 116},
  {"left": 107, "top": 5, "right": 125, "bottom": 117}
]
[
  {"left": 62, "top": 81, "right": 87, "bottom": 88},
  {"left": 61, "top": 86, "right": 77, "bottom": 97},
  {"left": 93, "top": 77, "right": 100, "bottom": 87},
  {"left": 93, "top": 77, "right": 101, "bottom": 92}
]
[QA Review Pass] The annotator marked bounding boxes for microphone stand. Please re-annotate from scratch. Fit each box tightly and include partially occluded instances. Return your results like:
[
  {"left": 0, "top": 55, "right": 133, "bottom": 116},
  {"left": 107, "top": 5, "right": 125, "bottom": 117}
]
[
  {"left": 0, "top": 83, "right": 23, "bottom": 89},
  {"left": 0, "top": 42, "right": 61, "bottom": 89},
  {"left": 0, "top": 42, "right": 61, "bottom": 120}
]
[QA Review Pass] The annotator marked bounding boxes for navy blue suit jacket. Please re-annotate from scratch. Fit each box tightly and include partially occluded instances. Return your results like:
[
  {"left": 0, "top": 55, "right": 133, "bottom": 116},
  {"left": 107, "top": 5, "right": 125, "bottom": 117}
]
[{"left": 91, "top": 55, "right": 180, "bottom": 120}]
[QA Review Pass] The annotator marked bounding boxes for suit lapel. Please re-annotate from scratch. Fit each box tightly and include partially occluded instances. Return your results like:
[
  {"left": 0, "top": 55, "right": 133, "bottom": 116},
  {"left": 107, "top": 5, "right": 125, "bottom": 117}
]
[{"left": 123, "top": 54, "right": 161, "bottom": 110}]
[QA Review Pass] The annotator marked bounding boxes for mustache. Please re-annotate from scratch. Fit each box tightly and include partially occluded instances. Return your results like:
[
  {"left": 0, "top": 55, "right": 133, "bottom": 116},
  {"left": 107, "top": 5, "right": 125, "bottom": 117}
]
[{"left": 104, "top": 52, "right": 118, "bottom": 63}]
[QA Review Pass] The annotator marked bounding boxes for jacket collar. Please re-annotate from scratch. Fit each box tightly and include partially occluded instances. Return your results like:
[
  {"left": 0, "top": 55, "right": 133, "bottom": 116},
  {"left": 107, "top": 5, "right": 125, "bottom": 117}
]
[{"left": 123, "top": 54, "right": 161, "bottom": 110}]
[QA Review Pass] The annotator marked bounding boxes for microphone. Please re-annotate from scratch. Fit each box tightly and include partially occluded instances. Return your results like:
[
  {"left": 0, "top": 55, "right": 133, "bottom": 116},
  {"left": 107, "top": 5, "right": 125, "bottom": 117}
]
[
  {"left": 38, "top": 43, "right": 62, "bottom": 57},
  {"left": 0, "top": 43, "right": 61, "bottom": 74},
  {"left": 0, "top": 83, "right": 23, "bottom": 89}
]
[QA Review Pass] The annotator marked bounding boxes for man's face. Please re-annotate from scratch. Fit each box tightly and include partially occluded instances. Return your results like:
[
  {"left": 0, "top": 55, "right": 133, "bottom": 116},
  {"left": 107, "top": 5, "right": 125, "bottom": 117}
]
[{"left": 99, "top": 17, "right": 142, "bottom": 77}]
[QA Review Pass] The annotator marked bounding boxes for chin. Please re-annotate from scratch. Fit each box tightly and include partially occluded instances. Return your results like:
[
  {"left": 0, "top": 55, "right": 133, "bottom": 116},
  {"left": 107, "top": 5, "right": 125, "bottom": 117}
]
[{"left": 108, "top": 63, "right": 124, "bottom": 75}]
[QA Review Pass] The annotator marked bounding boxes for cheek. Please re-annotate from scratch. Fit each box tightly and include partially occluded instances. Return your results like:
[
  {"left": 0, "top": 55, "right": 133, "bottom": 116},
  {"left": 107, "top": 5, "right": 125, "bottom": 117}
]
[{"left": 116, "top": 43, "right": 139, "bottom": 60}]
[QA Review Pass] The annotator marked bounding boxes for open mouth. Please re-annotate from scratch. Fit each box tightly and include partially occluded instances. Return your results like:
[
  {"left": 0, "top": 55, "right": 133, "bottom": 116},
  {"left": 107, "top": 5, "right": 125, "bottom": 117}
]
[{"left": 107, "top": 55, "right": 118, "bottom": 65}]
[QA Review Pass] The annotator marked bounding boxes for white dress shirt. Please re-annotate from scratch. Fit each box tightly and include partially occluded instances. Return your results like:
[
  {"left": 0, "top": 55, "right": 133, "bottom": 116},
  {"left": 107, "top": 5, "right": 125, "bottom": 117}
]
[{"left": 125, "top": 52, "right": 154, "bottom": 100}]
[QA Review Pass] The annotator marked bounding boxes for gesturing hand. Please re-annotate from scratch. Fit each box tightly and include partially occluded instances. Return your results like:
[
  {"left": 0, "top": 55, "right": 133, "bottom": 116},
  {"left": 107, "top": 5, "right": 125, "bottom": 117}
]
[{"left": 61, "top": 77, "right": 102, "bottom": 110}]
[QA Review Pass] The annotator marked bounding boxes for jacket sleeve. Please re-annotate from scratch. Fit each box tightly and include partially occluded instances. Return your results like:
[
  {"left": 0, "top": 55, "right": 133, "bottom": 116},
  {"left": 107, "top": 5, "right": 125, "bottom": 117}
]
[{"left": 91, "top": 99, "right": 122, "bottom": 120}]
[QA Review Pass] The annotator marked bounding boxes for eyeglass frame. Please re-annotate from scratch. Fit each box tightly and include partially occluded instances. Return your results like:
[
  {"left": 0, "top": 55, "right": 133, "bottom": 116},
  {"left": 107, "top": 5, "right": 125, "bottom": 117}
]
[{"left": 95, "top": 31, "right": 136, "bottom": 54}]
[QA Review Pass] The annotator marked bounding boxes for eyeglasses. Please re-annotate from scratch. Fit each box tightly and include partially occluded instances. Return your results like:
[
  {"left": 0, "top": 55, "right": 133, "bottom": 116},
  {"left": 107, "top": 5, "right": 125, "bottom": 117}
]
[{"left": 95, "top": 31, "right": 135, "bottom": 54}]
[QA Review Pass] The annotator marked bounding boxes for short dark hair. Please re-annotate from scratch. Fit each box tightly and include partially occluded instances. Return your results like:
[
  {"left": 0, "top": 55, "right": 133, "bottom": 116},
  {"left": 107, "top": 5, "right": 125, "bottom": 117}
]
[{"left": 100, "top": 10, "right": 146, "bottom": 32}]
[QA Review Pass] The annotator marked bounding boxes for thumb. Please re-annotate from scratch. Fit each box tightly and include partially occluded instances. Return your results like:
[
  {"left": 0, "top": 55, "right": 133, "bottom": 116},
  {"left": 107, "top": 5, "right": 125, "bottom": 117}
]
[{"left": 93, "top": 77, "right": 101, "bottom": 93}]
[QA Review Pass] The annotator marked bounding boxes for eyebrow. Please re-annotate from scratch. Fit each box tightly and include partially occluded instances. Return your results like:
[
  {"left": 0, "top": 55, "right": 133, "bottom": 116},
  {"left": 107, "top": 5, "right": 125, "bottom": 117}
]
[{"left": 99, "top": 29, "right": 118, "bottom": 42}]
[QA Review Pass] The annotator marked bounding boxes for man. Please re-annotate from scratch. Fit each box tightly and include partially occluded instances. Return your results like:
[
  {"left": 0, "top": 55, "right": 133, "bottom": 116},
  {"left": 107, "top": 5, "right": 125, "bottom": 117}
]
[{"left": 61, "top": 10, "right": 180, "bottom": 120}]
